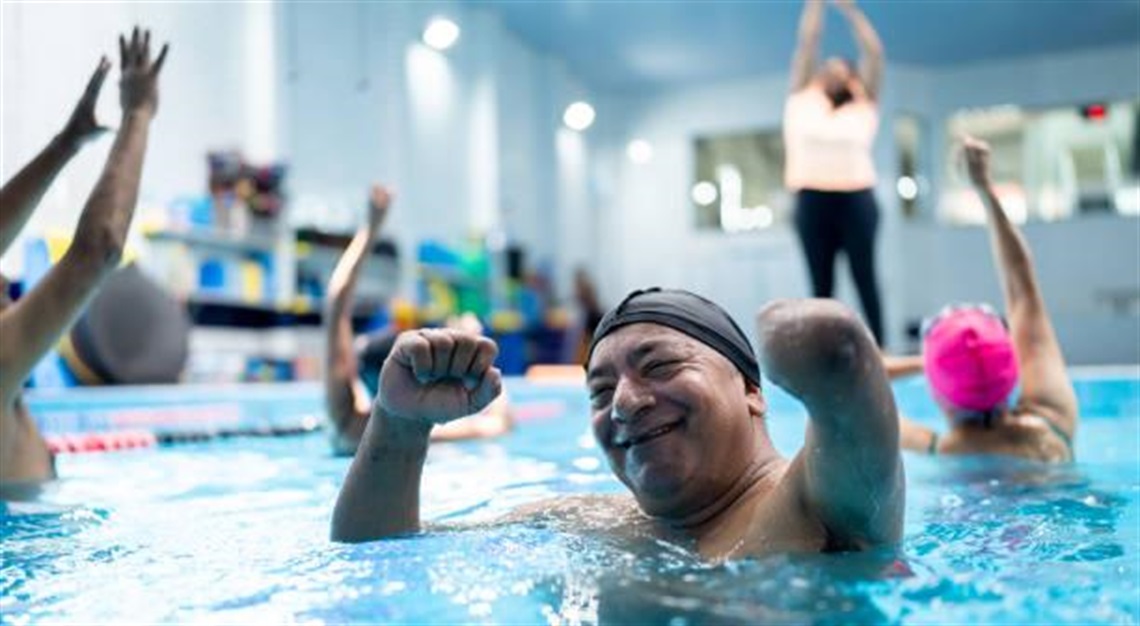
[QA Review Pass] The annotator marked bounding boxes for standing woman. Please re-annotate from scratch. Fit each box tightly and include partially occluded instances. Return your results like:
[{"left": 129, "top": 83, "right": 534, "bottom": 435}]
[{"left": 784, "top": 0, "right": 886, "bottom": 345}]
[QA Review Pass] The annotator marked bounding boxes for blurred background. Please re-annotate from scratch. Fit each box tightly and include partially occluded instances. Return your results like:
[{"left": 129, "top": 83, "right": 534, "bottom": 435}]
[{"left": 2, "top": 0, "right": 1138, "bottom": 387}]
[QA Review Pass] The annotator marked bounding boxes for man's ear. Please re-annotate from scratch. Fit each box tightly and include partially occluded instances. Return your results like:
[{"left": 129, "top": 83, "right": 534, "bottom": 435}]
[{"left": 744, "top": 379, "right": 767, "bottom": 421}]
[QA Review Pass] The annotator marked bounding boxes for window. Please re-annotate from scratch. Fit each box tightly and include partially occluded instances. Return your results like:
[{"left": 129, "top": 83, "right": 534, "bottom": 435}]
[
  {"left": 692, "top": 130, "right": 790, "bottom": 233},
  {"left": 940, "top": 101, "right": 1140, "bottom": 224}
]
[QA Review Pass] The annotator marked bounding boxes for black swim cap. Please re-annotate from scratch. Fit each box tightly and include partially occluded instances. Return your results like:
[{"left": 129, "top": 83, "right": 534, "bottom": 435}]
[{"left": 586, "top": 287, "right": 760, "bottom": 387}]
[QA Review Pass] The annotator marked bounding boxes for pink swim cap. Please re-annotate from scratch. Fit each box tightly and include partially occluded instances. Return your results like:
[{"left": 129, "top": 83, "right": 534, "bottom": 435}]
[{"left": 922, "top": 307, "right": 1019, "bottom": 412}]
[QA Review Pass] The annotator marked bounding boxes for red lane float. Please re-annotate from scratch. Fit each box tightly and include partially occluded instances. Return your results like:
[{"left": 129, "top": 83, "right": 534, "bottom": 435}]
[{"left": 45, "top": 430, "right": 157, "bottom": 454}]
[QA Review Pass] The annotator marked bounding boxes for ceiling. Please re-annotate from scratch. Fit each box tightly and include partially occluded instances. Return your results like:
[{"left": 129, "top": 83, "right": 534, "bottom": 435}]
[{"left": 476, "top": 1, "right": 1140, "bottom": 92}]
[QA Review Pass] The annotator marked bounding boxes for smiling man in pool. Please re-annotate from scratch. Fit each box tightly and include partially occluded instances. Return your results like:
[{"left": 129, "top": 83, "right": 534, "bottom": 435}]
[{"left": 332, "top": 289, "right": 904, "bottom": 559}]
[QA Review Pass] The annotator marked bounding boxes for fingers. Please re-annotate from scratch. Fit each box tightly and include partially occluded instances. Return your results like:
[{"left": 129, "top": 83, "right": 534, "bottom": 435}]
[
  {"left": 152, "top": 43, "right": 169, "bottom": 76},
  {"left": 429, "top": 331, "right": 455, "bottom": 379},
  {"left": 448, "top": 333, "right": 479, "bottom": 380},
  {"left": 958, "top": 134, "right": 988, "bottom": 153},
  {"left": 466, "top": 337, "right": 499, "bottom": 385},
  {"left": 370, "top": 186, "right": 393, "bottom": 211},
  {"left": 469, "top": 367, "right": 504, "bottom": 411},
  {"left": 369, "top": 185, "right": 392, "bottom": 216},
  {"left": 391, "top": 329, "right": 498, "bottom": 385},
  {"left": 118, "top": 27, "right": 167, "bottom": 73},
  {"left": 391, "top": 331, "right": 434, "bottom": 382},
  {"left": 84, "top": 57, "right": 111, "bottom": 101}
]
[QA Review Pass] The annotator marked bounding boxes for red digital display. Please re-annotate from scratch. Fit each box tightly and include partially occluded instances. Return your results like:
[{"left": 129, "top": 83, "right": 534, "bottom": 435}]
[{"left": 1082, "top": 103, "right": 1108, "bottom": 121}]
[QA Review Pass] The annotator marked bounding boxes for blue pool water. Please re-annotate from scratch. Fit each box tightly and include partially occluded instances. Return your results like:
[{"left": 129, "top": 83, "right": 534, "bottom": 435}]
[{"left": 2, "top": 373, "right": 1138, "bottom": 624}]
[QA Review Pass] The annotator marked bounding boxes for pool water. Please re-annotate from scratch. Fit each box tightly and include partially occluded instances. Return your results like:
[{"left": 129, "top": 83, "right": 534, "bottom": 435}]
[{"left": 2, "top": 374, "right": 1138, "bottom": 624}]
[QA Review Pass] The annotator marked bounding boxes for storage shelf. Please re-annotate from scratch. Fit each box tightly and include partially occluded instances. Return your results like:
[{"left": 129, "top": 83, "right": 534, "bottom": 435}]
[{"left": 146, "top": 229, "right": 278, "bottom": 254}]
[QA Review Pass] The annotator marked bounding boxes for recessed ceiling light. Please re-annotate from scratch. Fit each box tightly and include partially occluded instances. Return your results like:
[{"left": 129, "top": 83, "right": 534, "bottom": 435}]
[
  {"left": 423, "top": 18, "right": 460, "bottom": 51},
  {"left": 563, "top": 101, "right": 596, "bottom": 131},
  {"left": 691, "top": 181, "right": 718, "bottom": 206}
]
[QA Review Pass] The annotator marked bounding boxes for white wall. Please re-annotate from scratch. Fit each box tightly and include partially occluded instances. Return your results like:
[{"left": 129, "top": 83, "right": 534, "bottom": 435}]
[
  {"left": 0, "top": 2, "right": 280, "bottom": 275},
  {"left": 593, "top": 44, "right": 1140, "bottom": 363},
  {"left": 277, "top": 2, "right": 587, "bottom": 301}
]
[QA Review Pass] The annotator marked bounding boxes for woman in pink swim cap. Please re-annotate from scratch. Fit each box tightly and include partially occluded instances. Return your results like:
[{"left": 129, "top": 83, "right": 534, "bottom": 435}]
[{"left": 896, "top": 137, "right": 1078, "bottom": 463}]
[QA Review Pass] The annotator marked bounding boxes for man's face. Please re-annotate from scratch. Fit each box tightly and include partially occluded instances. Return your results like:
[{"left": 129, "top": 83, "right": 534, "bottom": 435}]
[{"left": 586, "top": 323, "right": 765, "bottom": 519}]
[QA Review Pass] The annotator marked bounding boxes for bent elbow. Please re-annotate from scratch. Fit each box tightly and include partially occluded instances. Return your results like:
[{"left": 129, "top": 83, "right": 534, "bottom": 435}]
[
  {"left": 70, "top": 226, "right": 126, "bottom": 269},
  {"left": 758, "top": 299, "right": 873, "bottom": 377}
]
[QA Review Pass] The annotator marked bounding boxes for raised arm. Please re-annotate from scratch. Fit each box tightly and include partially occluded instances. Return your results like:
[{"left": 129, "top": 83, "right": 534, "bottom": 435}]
[
  {"left": 882, "top": 353, "right": 924, "bottom": 380},
  {"left": 790, "top": 0, "right": 825, "bottom": 92},
  {"left": 962, "top": 137, "right": 1077, "bottom": 439},
  {"left": 0, "top": 29, "right": 168, "bottom": 407},
  {"left": 757, "top": 298, "right": 903, "bottom": 549},
  {"left": 331, "top": 329, "right": 502, "bottom": 542},
  {"left": 833, "top": 0, "right": 884, "bottom": 100},
  {"left": 899, "top": 417, "right": 938, "bottom": 454},
  {"left": 0, "top": 59, "right": 112, "bottom": 257},
  {"left": 324, "top": 186, "right": 391, "bottom": 455}
]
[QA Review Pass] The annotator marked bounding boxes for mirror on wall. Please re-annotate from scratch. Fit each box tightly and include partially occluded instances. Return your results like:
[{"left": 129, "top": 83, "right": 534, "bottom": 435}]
[
  {"left": 940, "top": 100, "right": 1140, "bottom": 224},
  {"left": 692, "top": 129, "right": 790, "bottom": 233}
]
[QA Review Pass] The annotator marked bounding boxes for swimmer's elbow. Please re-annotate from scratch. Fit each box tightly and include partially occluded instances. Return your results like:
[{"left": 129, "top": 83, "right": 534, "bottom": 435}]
[
  {"left": 758, "top": 299, "right": 872, "bottom": 381},
  {"left": 68, "top": 225, "right": 125, "bottom": 270}
]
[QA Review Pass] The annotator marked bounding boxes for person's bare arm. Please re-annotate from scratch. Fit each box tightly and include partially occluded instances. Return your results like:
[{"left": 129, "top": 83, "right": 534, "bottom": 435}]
[
  {"left": 790, "top": 0, "right": 825, "bottom": 92},
  {"left": 0, "top": 59, "right": 112, "bottom": 257},
  {"left": 963, "top": 137, "right": 1078, "bottom": 439},
  {"left": 0, "top": 30, "right": 168, "bottom": 407},
  {"left": 833, "top": 0, "right": 884, "bottom": 100},
  {"left": 882, "top": 353, "right": 924, "bottom": 380},
  {"left": 899, "top": 417, "right": 937, "bottom": 454},
  {"left": 331, "top": 329, "right": 502, "bottom": 542},
  {"left": 757, "top": 298, "right": 903, "bottom": 550},
  {"left": 324, "top": 186, "right": 391, "bottom": 454}
]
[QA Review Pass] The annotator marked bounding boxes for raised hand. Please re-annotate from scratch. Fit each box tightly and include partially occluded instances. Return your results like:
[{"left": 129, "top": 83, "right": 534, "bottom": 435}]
[
  {"left": 378, "top": 329, "right": 502, "bottom": 426},
  {"left": 119, "top": 26, "right": 169, "bottom": 117},
  {"left": 60, "top": 58, "right": 112, "bottom": 148},
  {"left": 368, "top": 184, "right": 393, "bottom": 229},
  {"left": 961, "top": 136, "right": 992, "bottom": 188}
]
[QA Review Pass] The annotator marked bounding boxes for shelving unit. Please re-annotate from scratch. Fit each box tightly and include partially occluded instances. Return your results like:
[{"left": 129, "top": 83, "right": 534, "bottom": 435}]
[
  {"left": 143, "top": 226, "right": 398, "bottom": 327},
  {"left": 145, "top": 228, "right": 278, "bottom": 254}
]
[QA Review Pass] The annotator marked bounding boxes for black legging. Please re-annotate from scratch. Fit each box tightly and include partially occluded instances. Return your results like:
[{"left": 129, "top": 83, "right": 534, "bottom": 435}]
[{"left": 794, "top": 188, "right": 884, "bottom": 345}]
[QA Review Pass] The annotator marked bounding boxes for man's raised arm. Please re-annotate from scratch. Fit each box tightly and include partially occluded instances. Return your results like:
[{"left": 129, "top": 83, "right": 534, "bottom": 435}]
[
  {"left": 331, "top": 329, "right": 502, "bottom": 542},
  {"left": 757, "top": 298, "right": 903, "bottom": 550}
]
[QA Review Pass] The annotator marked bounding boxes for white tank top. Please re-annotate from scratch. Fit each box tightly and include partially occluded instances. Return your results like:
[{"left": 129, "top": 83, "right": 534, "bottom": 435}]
[{"left": 783, "top": 87, "right": 879, "bottom": 192}]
